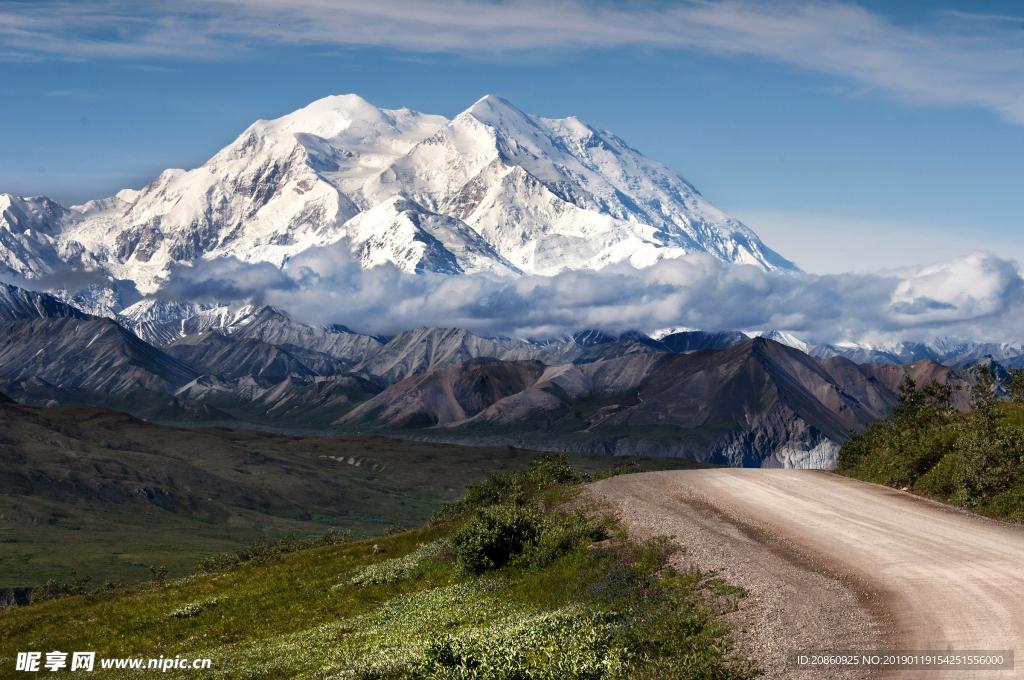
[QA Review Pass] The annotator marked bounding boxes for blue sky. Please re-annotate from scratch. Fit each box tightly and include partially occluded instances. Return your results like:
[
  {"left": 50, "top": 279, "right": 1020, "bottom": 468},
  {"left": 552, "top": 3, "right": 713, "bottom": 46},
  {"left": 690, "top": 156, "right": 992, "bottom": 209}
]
[{"left": 1, "top": 0, "right": 1022, "bottom": 274}]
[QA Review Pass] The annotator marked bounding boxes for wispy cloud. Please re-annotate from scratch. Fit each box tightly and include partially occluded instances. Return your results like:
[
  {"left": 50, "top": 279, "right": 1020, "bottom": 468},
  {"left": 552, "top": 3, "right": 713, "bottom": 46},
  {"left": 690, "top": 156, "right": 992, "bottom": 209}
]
[{"left": 2, "top": 1, "right": 1023, "bottom": 123}]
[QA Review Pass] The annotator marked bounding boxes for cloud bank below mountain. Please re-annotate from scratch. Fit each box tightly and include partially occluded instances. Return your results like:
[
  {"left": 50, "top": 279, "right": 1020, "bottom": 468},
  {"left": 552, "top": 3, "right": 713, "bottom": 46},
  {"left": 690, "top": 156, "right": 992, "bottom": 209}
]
[{"left": 128, "top": 243, "right": 1022, "bottom": 345}]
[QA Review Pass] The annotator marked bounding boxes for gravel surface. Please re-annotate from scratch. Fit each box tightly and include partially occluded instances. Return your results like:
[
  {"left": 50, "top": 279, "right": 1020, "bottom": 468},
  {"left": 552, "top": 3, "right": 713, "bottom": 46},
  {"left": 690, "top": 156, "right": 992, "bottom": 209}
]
[{"left": 590, "top": 469, "right": 1024, "bottom": 679}]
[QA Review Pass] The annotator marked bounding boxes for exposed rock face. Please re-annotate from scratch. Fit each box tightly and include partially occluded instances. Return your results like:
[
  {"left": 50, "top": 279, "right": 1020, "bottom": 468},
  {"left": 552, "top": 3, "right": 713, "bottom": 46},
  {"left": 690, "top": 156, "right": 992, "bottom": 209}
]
[
  {"left": 352, "top": 327, "right": 554, "bottom": 384},
  {"left": 341, "top": 357, "right": 548, "bottom": 428},
  {"left": 0, "top": 282, "right": 91, "bottom": 321},
  {"left": 0, "top": 318, "right": 198, "bottom": 395},
  {"left": 335, "top": 339, "right": 965, "bottom": 468},
  {"left": 163, "top": 331, "right": 319, "bottom": 383},
  {"left": 659, "top": 330, "right": 749, "bottom": 353},
  {"left": 230, "top": 307, "right": 383, "bottom": 364},
  {"left": 858, "top": 359, "right": 973, "bottom": 411},
  {"left": 807, "top": 339, "right": 1024, "bottom": 370},
  {"left": 0, "top": 280, "right": 980, "bottom": 467},
  {"left": 0, "top": 293, "right": 970, "bottom": 467}
]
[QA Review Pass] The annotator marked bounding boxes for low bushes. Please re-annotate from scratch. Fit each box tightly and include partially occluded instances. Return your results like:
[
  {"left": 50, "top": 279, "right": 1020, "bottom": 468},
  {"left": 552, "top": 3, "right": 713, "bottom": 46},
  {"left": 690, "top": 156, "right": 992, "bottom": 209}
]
[
  {"left": 167, "top": 596, "right": 227, "bottom": 619},
  {"left": 838, "top": 372, "right": 1024, "bottom": 519},
  {"left": 447, "top": 455, "right": 614, "bottom": 575},
  {"left": 452, "top": 503, "right": 542, "bottom": 573},
  {"left": 429, "top": 453, "right": 638, "bottom": 527},
  {"left": 3, "top": 453, "right": 755, "bottom": 680},
  {"left": 194, "top": 528, "right": 353, "bottom": 574},
  {"left": 29, "top": 570, "right": 92, "bottom": 604}
]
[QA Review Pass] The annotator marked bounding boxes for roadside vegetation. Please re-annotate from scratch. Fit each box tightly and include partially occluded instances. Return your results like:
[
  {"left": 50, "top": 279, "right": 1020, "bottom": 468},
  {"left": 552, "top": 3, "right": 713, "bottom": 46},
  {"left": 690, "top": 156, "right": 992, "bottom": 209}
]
[
  {"left": 0, "top": 454, "right": 755, "bottom": 679},
  {"left": 837, "top": 365, "right": 1024, "bottom": 520}
]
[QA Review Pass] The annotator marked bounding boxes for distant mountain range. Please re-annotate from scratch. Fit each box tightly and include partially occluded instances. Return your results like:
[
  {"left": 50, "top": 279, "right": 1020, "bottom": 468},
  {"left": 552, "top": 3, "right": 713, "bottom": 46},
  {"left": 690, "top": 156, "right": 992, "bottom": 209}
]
[
  {"left": 1, "top": 280, "right": 1003, "bottom": 468},
  {"left": 746, "top": 329, "right": 1024, "bottom": 371},
  {"left": 337, "top": 343, "right": 977, "bottom": 467},
  {"left": 0, "top": 93, "right": 1017, "bottom": 468},
  {"left": 0, "top": 94, "right": 794, "bottom": 316}
]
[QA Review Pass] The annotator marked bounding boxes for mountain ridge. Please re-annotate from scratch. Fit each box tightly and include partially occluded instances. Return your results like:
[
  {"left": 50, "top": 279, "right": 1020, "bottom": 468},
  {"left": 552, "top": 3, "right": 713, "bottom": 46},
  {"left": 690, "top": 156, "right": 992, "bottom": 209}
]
[{"left": 334, "top": 337, "right": 961, "bottom": 467}]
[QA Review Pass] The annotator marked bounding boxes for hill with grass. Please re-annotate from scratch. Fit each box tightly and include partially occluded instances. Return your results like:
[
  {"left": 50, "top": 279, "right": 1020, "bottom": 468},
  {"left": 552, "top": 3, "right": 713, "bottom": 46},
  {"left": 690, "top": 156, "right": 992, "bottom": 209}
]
[
  {"left": 0, "top": 398, "right": 710, "bottom": 587},
  {"left": 0, "top": 456, "right": 756, "bottom": 679}
]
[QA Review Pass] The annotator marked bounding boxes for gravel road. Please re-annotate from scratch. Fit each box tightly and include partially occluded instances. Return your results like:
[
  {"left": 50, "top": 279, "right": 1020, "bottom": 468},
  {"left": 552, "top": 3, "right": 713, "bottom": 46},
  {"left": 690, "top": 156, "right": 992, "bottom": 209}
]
[{"left": 589, "top": 469, "right": 1024, "bottom": 679}]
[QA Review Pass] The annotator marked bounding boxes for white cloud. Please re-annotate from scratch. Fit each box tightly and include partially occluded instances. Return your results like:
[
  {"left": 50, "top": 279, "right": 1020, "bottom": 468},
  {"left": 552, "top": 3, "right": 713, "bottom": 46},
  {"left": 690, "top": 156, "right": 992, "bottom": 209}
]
[
  {"left": 147, "top": 243, "right": 1024, "bottom": 344},
  {"left": 888, "top": 252, "right": 1021, "bottom": 325},
  {"left": 2, "top": 1, "right": 1024, "bottom": 124}
]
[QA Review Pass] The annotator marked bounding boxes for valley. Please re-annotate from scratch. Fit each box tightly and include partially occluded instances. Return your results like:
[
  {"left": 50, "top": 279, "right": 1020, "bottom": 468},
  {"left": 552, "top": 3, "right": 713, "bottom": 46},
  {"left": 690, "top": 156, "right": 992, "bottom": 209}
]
[{"left": 0, "top": 398, "right": 709, "bottom": 587}]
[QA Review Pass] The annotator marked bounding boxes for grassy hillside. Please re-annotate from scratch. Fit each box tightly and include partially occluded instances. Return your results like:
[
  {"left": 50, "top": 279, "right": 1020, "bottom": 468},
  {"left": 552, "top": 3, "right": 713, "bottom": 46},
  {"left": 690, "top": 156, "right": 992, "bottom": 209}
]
[
  {"left": 0, "top": 401, "right": 711, "bottom": 587},
  {"left": 0, "top": 456, "right": 754, "bottom": 679},
  {"left": 836, "top": 373, "right": 1024, "bottom": 521}
]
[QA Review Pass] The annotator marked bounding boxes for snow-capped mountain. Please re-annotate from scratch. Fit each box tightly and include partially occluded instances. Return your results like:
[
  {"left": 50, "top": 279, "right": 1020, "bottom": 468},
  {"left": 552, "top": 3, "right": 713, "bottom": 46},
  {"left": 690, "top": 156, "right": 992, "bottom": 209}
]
[
  {"left": 0, "top": 94, "right": 795, "bottom": 315},
  {"left": 0, "top": 195, "right": 71, "bottom": 277},
  {"left": 747, "top": 330, "right": 812, "bottom": 353},
  {"left": 745, "top": 330, "right": 1024, "bottom": 369}
]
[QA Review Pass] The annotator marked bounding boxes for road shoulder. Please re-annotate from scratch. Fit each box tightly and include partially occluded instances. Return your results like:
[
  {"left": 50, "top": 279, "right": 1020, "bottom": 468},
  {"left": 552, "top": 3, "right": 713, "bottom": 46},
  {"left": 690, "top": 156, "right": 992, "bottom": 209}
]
[{"left": 589, "top": 471, "right": 888, "bottom": 680}]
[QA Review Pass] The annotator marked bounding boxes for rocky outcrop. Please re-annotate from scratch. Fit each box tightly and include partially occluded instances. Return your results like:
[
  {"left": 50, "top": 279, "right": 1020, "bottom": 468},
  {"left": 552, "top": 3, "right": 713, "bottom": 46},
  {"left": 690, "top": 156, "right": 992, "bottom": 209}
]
[
  {"left": 164, "top": 331, "right": 319, "bottom": 383},
  {"left": 231, "top": 307, "right": 383, "bottom": 364},
  {"left": 858, "top": 359, "right": 972, "bottom": 411}
]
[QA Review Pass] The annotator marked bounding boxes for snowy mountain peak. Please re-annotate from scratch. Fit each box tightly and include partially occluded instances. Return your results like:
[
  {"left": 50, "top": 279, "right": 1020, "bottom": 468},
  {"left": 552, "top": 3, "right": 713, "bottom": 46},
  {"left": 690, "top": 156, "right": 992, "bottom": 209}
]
[
  {"left": 465, "top": 94, "right": 530, "bottom": 127},
  {"left": 0, "top": 93, "right": 796, "bottom": 316}
]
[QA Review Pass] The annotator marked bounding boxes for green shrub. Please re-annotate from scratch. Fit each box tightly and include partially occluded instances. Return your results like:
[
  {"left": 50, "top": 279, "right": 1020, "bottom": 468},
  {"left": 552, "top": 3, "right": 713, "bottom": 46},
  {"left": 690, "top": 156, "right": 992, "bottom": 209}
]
[
  {"left": 452, "top": 503, "right": 542, "bottom": 574},
  {"left": 526, "top": 508, "right": 610, "bottom": 569},
  {"left": 592, "top": 459, "right": 644, "bottom": 482},
  {"left": 29, "top": 570, "right": 92, "bottom": 604},
  {"left": 431, "top": 453, "right": 584, "bottom": 525},
  {"left": 983, "top": 481, "right": 1024, "bottom": 521},
  {"left": 1005, "top": 366, "right": 1024, "bottom": 403},
  {"left": 194, "top": 528, "right": 353, "bottom": 574},
  {"left": 838, "top": 375, "right": 1024, "bottom": 519},
  {"left": 429, "top": 453, "right": 641, "bottom": 526}
]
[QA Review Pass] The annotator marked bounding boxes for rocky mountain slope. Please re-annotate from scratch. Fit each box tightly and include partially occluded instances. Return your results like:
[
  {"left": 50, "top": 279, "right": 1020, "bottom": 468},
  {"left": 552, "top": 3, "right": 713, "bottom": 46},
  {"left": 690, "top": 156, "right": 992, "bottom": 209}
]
[
  {"left": 163, "top": 331, "right": 323, "bottom": 383},
  {"left": 0, "top": 318, "right": 197, "bottom": 395},
  {"left": 0, "top": 282, "right": 91, "bottom": 321},
  {"left": 229, "top": 307, "right": 383, "bottom": 364},
  {"left": 744, "top": 329, "right": 1024, "bottom": 370},
  {"left": 0, "top": 94, "right": 794, "bottom": 316},
  {"left": 338, "top": 338, "right": 969, "bottom": 467}
]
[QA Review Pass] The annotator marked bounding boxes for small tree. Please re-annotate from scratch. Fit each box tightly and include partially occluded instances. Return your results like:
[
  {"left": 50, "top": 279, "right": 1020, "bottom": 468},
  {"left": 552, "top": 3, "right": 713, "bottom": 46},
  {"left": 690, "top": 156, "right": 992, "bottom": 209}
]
[
  {"left": 972, "top": 364, "right": 999, "bottom": 431},
  {"left": 149, "top": 565, "right": 168, "bottom": 583},
  {"left": 892, "top": 376, "right": 954, "bottom": 428},
  {"left": 1004, "top": 366, "right": 1024, "bottom": 403}
]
